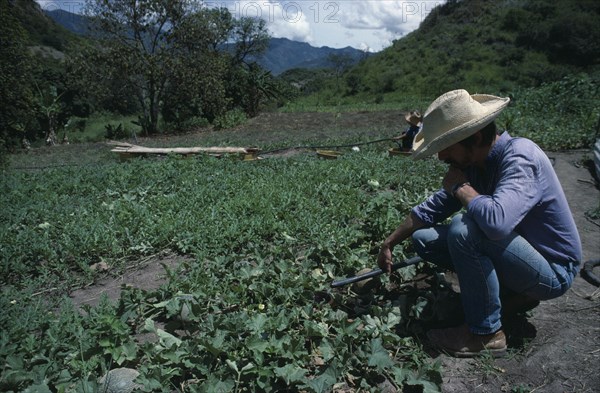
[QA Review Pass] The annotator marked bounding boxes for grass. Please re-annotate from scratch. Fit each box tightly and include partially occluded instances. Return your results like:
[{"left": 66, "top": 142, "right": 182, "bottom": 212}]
[
  {"left": 64, "top": 112, "right": 142, "bottom": 144},
  {"left": 281, "top": 94, "right": 431, "bottom": 114}
]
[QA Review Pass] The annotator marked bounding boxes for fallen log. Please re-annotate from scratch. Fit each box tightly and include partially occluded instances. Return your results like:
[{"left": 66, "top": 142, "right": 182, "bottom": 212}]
[{"left": 107, "top": 141, "right": 259, "bottom": 159}]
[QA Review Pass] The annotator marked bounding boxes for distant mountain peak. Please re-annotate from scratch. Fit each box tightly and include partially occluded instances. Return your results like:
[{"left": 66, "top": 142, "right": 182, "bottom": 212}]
[
  {"left": 44, "top": 9, "right": 367, "bottom": 75},
  {"left": 259, "top": 37, "right": 367, "bottom": 75}
]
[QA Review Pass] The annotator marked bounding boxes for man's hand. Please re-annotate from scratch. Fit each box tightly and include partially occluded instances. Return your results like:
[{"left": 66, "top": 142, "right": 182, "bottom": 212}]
[
  {"left": 377, "top": 212, "right": 425, "bottom": 274},
  {"left": 442, "top": 166, "right": 468, "bottom": 194},
  {"left": 443, "top": 166, "right": 479, "bottom": 206},
  {"left": 377, "top": 244, "right": 393, "bottom": 274}
]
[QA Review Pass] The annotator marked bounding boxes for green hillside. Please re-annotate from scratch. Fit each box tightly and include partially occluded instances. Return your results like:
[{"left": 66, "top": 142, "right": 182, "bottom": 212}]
[
  {"left": 299, "top": 0, "right": 600, "bottom": 104},
  {"left": 0, "top": 0, "right": 90, "bottom": 157},
  {"left": 2, "top": 0, "right": 599, "bottom": 159},
  {"left": 9, "top": 0, "right": 81, "bottom": 51}
]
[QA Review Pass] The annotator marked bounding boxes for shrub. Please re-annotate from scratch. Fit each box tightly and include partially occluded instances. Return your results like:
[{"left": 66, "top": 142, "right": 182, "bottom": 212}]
[
  {"left": 502, "top": 72, "right": 600, "bottom": 150},
  {"left": 0, "top": 140, "right": 8, "bottom": 169},
  {"left": 173, "top": 116, "right": 210, "bottom": 132},
  {"left": 213, "top": 108, "right": 247, "bottom": 130},
  {"left": 104, "top": 123, "right": 128, "bottom": 140},
  {"left": 65, "top": 117, "right": 87, "bottom": 133}
]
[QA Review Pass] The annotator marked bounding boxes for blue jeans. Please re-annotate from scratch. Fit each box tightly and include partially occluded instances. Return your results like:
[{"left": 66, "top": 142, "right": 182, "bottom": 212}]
[{"left": 412, "top": 213, "right": 576, "bottom": 335}]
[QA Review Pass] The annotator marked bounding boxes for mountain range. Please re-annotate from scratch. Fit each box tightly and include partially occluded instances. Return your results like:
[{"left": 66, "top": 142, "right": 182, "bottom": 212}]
[
  {"left": 43, "top": 9, "right": 368, "bottom": 75},
  {"left": 27, "top": 0, "right": 599, "bottom": 101}
]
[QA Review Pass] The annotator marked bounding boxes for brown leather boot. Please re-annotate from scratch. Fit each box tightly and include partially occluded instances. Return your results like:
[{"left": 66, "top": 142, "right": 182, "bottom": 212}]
[{"left": 427, "top": 324, "right": 507, "bottom": 358}]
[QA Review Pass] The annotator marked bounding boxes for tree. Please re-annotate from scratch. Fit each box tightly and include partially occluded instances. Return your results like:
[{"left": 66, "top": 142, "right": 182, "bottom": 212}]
[
  {"left": 82, "top": 0, "right": 187, "bottom": 134},
  {"left": 328, "top": 53, "right": 354, "bottom": 79},
  {"left": 230, "top": 16, "right": 270, "bottom": 67},
  {"left": 33, "top": 85, "right": 66, "bottom": 145},
  {"left": 80, "top": 0, "right": 271, "bottom": 134},
  {"left": 327, "top": 52, "right": 355, "bottom": 93},
  {"left": 0, "top": 0, "right": 34, "bottom": 156},
  {"left": 236, "top": 65, "right": 280, "bottom": 117},
  {"left": 162, "top": 7, "right": 233, "bottom": 125},
  {"left": 172, "top": 10, "right": 271, "bottom": 120}
]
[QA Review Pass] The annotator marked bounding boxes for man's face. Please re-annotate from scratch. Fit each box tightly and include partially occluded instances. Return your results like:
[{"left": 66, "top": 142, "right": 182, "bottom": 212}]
[{"left": 437, "top": 142, "right": 474, "bottom": 169}]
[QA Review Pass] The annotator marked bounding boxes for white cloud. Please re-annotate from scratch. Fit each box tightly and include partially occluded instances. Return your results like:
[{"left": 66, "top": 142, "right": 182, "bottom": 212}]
[
  {"left": 258, "top": 1, "right": 446, "bottom": 51},
  {"left": 36, "top": 0, "right": 446, "bottom": 51},
  {"left": 206, "top": 1, "right": 313, "bottom": 42},
  {"left": 35, "top": 0, "right": 85, "bottom": 14},
  {"left": 338, "top": 1, "right": 444, "bottom": 36},
  {"left": 261, "top": 1, "right": 313, "bottom": 43}
]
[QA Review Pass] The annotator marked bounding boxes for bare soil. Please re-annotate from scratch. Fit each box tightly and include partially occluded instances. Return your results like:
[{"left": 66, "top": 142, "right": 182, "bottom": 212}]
[
  {"left": 69, "top": 112, "right": 600, "bottom": 392},
  {"left": 70, "top": 252, "right": 192, "bottom": 309}
]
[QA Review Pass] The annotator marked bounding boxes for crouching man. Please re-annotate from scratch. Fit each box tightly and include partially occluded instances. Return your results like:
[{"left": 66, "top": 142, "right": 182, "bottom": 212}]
[{"left": 378, "top": 89, "right": 582, "bottom": 357}]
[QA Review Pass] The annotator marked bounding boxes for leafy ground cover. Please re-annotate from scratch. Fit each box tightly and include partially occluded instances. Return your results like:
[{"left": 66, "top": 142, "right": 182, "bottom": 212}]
[
  {"left": 2, "top": 138, "right": 449, "bottom": 391},
  {"left": 501, "top": 73, "right": 599, "bottom": 150},
  {"left": 1, "top": 82, "right": 598, "bottom": 391}
]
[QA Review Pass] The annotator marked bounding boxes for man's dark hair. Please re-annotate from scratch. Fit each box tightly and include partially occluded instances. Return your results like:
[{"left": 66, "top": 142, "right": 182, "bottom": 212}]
[{"left": 459, "top": 121, "right": 497, "bottom": 148}]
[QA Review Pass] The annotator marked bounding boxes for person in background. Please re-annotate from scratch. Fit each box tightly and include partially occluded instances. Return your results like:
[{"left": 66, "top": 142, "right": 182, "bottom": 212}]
[
  {"left": 395, "top": 110, "right": 422, "bottom": 151},
  {"left": 378, "top": 89, "right": 582, "bottom": 357}
]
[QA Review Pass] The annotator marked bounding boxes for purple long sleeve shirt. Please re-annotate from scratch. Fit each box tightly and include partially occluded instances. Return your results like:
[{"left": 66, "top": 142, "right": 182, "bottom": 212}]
[{"left": 412, "top": 132, "right": 582, "bottom": 266}]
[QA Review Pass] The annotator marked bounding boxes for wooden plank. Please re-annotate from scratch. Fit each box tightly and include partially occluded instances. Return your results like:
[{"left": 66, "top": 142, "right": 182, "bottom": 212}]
[
  {"left": 111, "top": 146, "right": 250, "bottom": 154},
  {"left": 107, "top": 141, "right": 259, "bottom": 156}
]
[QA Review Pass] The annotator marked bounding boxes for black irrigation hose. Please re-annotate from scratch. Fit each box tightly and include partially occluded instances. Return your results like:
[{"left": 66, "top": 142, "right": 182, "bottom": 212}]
[
  {"left": 10, "top": 161, "right": 116, "bottom": 171},
  {"left": 582, "top": 259, "right": 600, "bottom": 287},
  {"left": 257, "top": 137, "right": 398, "bottom": 156},
  {"left": 10, "top": 137, "right": 398, "bottom": 170}
]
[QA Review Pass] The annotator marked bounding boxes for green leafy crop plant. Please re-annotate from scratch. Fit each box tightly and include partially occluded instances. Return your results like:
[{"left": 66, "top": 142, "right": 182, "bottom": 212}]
[
  {"left": 1, "top": 150, "right": 446, "bottom": 391},
  {"left": 500, "top": 73, "right": 599, "bottom": 150}
]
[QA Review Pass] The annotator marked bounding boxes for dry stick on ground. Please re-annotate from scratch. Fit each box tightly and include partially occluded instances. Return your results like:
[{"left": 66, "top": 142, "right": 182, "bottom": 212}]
[
  {"left": 577, "top": 179, "right": 596, "bottom": 186},
  {"left": 32, "top": 287, "right": 58, "bottom": 297},
  {"left": 574, "top": 304, "right": 600, "bottom": 312},
  {"left": 529, "top": 382, "right": 548, "bottom": 393},
  {"left": 585, "top": 216, "right": 600, "bottom": 228},
  {"left": 570, "top": 287, "right": 600, "bottom": 300},
  {"left": 584, "top": 287, "right": 600, "bottom": 300}
]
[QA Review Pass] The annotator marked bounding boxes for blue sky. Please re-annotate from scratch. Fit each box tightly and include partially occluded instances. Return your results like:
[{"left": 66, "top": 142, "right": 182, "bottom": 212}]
[{"left": 36, "top": 1, "right": 446, "bottom": 52}]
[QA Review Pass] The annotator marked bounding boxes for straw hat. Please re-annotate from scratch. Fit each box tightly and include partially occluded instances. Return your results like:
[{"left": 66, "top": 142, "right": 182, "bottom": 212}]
[
  {"left": 405, "top": 111, "right": 422, "bottom": 126},
  {"left": 411, "top": 89, "right": 510, "bottom": 160}
]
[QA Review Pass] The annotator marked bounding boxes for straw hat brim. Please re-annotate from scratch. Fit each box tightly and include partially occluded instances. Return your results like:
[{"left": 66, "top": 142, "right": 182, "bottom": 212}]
[{"left": 411, "top": 94, "right": 509, "bottom": 160}]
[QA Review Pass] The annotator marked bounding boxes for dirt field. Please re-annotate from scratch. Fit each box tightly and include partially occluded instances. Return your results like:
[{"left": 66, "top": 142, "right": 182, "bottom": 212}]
[{"left": 70, "top": 112, "right": 600, "bottom": 392}]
